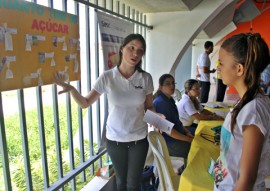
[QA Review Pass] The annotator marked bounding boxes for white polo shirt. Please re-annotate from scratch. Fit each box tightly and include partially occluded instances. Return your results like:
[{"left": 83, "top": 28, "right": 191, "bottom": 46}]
[
  {"left": 197, "top": 52, "right": 211, "bottom": 82},
  {"left": 93, "top": 66, "right": 154, "bottom": 142},
  {"left": 176, "top": 94, "right": 204, "bottom": 126}
]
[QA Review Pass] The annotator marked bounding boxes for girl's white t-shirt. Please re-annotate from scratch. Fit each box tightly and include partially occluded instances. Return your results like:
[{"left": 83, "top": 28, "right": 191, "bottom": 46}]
[
  {"left": 176, "top": 94, "right": 203, "bottom": 126},
  {"left": 93, "top": 67, "right": 154, "bottom": 142},
  {"left": 214, "top": 94, "right": 270, "bottom": 191}
]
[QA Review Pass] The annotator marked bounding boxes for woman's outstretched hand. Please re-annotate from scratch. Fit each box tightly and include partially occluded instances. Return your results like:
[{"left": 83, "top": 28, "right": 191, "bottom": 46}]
[{"left": 53, "top": 72, "right": 74, "bottom": 94}]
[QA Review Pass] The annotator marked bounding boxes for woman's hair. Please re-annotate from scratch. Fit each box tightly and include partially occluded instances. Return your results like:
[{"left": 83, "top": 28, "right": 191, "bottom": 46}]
[
  {"left": 221, "top": 33, "right": 270, "bottom": 132},
  {"left": 118, "top": 33, "right": 146, "bottom": 72},
  {"left": 153, "top": 74, "right": 174, "bottom": 99},
  {"left": 184, "top": 79, "right": 200, "bottom": 110}
]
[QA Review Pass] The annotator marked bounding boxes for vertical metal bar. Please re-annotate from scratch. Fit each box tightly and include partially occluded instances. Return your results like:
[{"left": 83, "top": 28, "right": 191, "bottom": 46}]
[
  {"left": 74, "top": 1, "right": 86, "bottom": 183},
  {"left": 48, "top": 0, "right": 53, "bottom": 9},
  {"left": 104, "top": 0, "right": 115, "bottom": 163},
  {"left": 62, "top": 0, "right": 76, "bottom": 189},
  {"left": 144, "top": 15, "right": 147, "bottom": 36},
  {"left": 52, "top": 85, "right": 64, "bottom": 191},
  {"left": 36, "top": 86, "right": 50, "bottom": 189},
  {"left": 76, "top": 79, "right": 85, "bottom": 180},
  {"left": 122, "top": 3, "right": 125, "bottom": 16},
  {"left": 85, "top": 2, "right": 94, "bottom": 175},
  {"left": 139, "top": 13, "right": 143, "bottom": 34},
  {"left": 143, "top": 15, "right": 147, "bottom": 70},
  {"left": 17, "top": 89, "right": 33, "bottom": 191},
  {"left": 94, "top": 0, "right": 101, "bottom": 173},
  {"left": 96, "top": 0, "right": 108, "bottom": 168},
  {"left": 132, "top": 9, "right": 135, "bottom": 32},
  {"left": 127, "top": 6, "right": 130, "bottom": 19},
  {"left": 50, "top": 0, "right": 64, "bottom": 187},
  {"left": 116, "top": 0, "right": 120, "bottom": 14},
  {"left": 0, "top": 92, "right": 12, "bottom": 191},
  {"left": 117, "top": 1, "right": 120, "bottom": 14},
  {"left": 66, "top": 91, "right": 76, "bottom": 190},
  {"left": 110, "top": 0, "right": 113, "bottom": 12},
  {"left": 62, "top": 0, "right": 67, "bottom": 12},
  {"left": 136, "top": 11, "right": 139, "bottom": 32}
]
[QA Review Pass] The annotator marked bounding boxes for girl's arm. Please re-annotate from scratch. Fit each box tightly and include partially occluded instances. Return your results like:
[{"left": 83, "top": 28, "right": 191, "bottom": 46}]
[
  {"left": 170, "top": 128, "right": 193, "bottom": 142},
  {"left": 200, "top": 109, "right": 213, "bottom": 115},
  {"left": 54, "top": 72, "right": 101, "bottom": 108},
  {"left": 234, "top": 124, "right": 264, "bottom": 191},
  {"left": 192, "top": 110, "right": 223, "bottom": 121}
]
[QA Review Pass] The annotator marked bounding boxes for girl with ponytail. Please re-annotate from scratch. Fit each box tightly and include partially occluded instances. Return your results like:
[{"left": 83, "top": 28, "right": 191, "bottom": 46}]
[{"left": 214, "top": 33, "right": 270, "bottom": 191}]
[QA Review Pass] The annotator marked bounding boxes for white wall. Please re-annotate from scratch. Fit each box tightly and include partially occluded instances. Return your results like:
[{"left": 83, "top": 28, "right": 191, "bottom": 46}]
[
  {"left": 174, "top": 45, "right": 192, "bottom": 92},
  {"left": 144, "top": 0, "right": 235, "bottom": 89}
]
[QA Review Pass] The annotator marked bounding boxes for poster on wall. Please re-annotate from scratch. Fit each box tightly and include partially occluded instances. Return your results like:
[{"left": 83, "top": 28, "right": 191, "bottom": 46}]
[
  {"left": 96, "top": 10, "right": 133, "bottom": 71},
  {"left": 0, "top": 0, "right": 80, "bottom": 91}
]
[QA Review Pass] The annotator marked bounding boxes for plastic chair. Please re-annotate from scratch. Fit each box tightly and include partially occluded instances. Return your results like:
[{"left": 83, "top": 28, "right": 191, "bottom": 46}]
[{"left": 147, "top": 131, "right": 180, "bottom": 191}]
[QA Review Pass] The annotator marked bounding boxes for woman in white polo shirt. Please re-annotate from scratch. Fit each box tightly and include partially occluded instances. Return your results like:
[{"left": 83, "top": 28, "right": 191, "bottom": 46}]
[
  {"left": 53, "top": 34, "right": 154, "bottom": 191},
  {"left": 176, "top": 79, "right": 223, "bottom": 134}
]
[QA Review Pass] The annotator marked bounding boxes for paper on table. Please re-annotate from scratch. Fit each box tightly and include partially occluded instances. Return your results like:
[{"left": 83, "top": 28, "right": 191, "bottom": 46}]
[
  {"left": 202, "top": 102, "right": 232, "bottom": 108},
  {"left": 143, "top": 110, "right": 174, "bottom": 134},
  {"left": 216, "top": 102, "right": 231, "bottom": 108},
  {"left": 215, "top": 111, "right": 229, "bottom": 118},
  {"left": 202, "top": 103, "right": 220, "bottom": 108}
]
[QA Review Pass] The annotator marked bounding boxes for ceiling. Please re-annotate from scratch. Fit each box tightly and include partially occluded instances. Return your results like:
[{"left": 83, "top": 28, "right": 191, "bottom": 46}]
[
  {"left": 118, "top": 0, "right": 203, "bottom": 12},
  {"left": 81, "top": 0, "right": 262, "bottom": 39},
  {"left": 116, "top": 0, "right": 262, "bottom": 39}
]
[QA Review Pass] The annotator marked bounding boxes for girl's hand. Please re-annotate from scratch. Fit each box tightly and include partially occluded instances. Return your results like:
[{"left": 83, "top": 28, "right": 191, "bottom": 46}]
[
  {"left": 53, "top": 72, "right": 74, "bottom": 94},
  {"left": 152, "top": 113, "right": 166, "bottom": 133},
  {"left": 186, "top": 131, "right": 194, "bottom": 138},
  {"left": 211, "top": 113, "right": 224, "bottom": 121},
  {"left": 214, "top": 114, "right": 224, "bottom": 121},
  {"left": 183, "top": 127, "right": 194, "bottom": 138},
  {"left": 186, "top": 136, "right": 193, "bottom": 143}
]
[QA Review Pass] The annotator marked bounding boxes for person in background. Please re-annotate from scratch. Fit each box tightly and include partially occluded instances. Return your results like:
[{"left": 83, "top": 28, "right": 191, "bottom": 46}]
[
  {"left": 153, "top": 74, "right": 193, "bottom": 162},
  {"left": 214, "top": 33, "right": 270, "bottom": 191},
  {"left": 215, "top": 60, "right": 227, "bottom": 102},
  {"left": 54, "top": 34, "right": 155, "bottom": 191},
  {"left": 196, "top": 41, "right": 216, "bottom": 103},
  {"left": 260, "top": 63, "right": 270, "bottom": 95},
  {"left": 176, "top": 79, "right": 224, "bottom": 135}
]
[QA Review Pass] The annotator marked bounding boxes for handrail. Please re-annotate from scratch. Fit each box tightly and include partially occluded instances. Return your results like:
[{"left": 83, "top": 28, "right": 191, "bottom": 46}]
[{"left": 46, "top": 148, "right": 107, "bottom": 191}]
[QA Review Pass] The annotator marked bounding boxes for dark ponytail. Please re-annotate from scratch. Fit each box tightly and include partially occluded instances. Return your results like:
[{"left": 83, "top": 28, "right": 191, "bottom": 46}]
[{"left": 221, "top": 33, "right": 270, "bottom": 133}]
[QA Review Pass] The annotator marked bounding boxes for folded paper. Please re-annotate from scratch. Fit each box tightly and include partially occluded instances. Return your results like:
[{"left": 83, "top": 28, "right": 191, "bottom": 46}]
[{"left": 143, "top": 110, "right": 174, "bottom": 134}]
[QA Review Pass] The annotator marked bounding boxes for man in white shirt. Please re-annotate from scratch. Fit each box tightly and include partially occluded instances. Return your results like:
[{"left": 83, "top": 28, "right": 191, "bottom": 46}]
[{"left": 196, "top": 41, "right": 216, "bottom": 103}]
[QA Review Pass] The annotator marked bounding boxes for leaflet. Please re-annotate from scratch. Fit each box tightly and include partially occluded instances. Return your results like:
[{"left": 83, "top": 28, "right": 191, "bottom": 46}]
[
  {"left": 201, "top": 103, "right": 220, "bottom": 108},
  {"left": 143, "top": 110, "right": 174, "bottom": 134},
  {"left": 214, "top": 111, "right": 229, "bottom": 118},
  {"left": 202, "top": 102, "right": 232, "bottom": 108}
]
